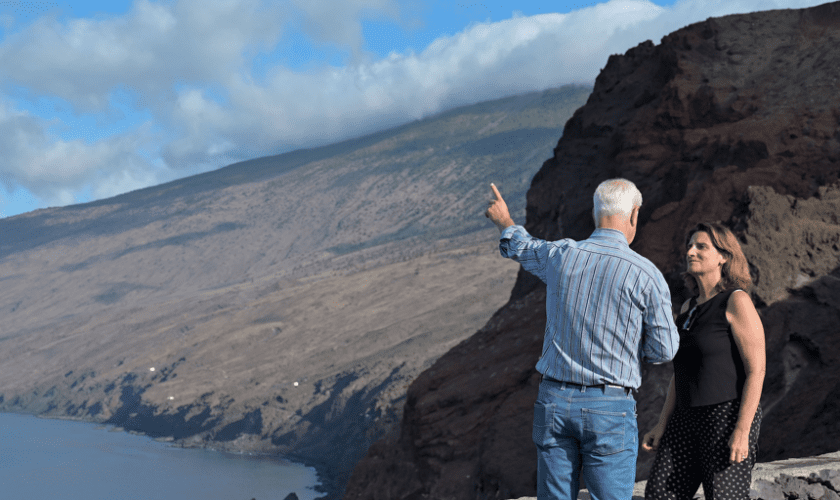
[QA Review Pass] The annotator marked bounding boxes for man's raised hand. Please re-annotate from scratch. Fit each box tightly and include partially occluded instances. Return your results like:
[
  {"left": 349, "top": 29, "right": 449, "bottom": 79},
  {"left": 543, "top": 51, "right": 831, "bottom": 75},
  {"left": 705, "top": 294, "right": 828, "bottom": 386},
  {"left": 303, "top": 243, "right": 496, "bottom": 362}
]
[{"left": 485, "top": 183, "right": 514, "bottom": 231}]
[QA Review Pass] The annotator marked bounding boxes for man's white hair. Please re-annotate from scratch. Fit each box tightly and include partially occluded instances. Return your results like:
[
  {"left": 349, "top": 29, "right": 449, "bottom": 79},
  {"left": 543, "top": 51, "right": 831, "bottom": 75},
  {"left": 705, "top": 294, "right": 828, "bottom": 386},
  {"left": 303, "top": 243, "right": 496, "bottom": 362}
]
[{"left": 593, "top": 178, "right": 643, "bottom": 226}]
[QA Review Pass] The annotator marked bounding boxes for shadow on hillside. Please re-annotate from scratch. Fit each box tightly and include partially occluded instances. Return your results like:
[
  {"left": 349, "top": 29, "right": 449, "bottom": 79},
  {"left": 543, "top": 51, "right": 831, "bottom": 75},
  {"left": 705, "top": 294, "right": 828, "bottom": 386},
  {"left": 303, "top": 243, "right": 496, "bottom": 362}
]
[
  {"left": 92, "top": 282, "right": 158, "bottom": 305},
  {"left": 56, "top": 222, "right": 246, "bottom": 273},
  {"left": 459, "top": 128, "right": 560, "bottom": 157}
]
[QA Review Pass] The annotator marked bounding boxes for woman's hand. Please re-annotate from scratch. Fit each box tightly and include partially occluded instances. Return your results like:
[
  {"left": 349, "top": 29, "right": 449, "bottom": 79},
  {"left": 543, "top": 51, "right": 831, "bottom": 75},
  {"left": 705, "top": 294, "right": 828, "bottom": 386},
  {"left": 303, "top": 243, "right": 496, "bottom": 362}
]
[
  {"left": 729, "top": 428, "right": 751, "bottom": 463},
  {"left": 641, "top": 423, "right": 666, "bottom": 452}
]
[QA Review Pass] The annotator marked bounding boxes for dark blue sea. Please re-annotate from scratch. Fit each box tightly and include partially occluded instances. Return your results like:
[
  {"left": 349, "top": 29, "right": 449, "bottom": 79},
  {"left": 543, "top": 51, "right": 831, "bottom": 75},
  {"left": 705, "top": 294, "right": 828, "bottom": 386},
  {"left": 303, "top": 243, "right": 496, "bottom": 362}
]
[{"left": 0, "top": 412, "right": 321, "bottom": 499}]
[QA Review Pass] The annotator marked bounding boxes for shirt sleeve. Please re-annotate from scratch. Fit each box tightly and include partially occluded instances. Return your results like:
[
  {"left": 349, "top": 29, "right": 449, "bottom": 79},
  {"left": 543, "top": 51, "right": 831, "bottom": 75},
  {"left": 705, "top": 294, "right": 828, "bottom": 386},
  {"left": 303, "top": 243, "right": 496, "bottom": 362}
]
[
  {"left": 499, "top": 225, "right": 549, "bottom": 284},
  {"left": 640, "top": 274, "right": 680, "bottom": 364}
]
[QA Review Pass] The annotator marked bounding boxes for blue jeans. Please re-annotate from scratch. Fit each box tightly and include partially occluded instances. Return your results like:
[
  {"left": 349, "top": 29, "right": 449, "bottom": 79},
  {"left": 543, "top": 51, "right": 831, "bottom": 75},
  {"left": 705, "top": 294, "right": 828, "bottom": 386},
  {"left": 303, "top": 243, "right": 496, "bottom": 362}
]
[{"left": 533, "top": 379, "right": 638, "bottom": 500}]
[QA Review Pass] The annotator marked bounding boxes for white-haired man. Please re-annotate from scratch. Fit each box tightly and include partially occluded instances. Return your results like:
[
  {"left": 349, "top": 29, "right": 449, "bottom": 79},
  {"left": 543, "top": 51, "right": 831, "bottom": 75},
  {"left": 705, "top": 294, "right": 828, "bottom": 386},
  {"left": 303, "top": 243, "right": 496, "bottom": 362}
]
[{"left": 485, "top": 178, "right": 679, "bottom": 500}]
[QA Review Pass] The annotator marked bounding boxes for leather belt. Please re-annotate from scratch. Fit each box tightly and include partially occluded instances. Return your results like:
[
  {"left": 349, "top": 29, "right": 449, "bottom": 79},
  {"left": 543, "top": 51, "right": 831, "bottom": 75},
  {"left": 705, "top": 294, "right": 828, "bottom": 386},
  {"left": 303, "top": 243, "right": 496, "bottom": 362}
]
[{"left": 541, "top": 375, "right": 632, "bottom": 394}]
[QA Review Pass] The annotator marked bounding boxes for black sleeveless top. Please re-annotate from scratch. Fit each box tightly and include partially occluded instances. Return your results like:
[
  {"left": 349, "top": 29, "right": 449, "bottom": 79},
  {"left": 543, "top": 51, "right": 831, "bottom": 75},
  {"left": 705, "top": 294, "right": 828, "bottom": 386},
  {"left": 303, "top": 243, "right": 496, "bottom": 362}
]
[{"left": 673, "top": 289, "right": 746, "bottom": 408}]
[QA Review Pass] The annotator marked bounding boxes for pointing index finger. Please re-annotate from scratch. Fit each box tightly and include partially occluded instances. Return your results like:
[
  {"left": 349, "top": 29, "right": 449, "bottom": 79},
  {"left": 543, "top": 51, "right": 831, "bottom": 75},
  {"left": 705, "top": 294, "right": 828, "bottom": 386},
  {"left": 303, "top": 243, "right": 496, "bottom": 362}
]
[{"left": 491, "top": 183, "right": 502, "bottom": 201}]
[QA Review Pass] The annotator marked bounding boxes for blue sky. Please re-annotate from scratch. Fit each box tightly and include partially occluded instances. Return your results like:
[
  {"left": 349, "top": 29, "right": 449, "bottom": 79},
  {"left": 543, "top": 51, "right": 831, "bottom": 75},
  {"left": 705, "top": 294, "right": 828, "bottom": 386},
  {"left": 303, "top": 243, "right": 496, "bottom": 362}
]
[{"left": 0, "top": 0, "right": 827, "bottom": 218}]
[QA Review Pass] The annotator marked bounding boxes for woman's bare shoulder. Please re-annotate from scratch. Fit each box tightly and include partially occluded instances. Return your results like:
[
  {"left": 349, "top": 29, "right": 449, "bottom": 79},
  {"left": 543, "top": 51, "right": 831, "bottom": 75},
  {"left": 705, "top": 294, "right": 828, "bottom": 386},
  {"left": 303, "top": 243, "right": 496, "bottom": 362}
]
[{"left": 726, "top": 289, "right": 755, "bottom": 314}]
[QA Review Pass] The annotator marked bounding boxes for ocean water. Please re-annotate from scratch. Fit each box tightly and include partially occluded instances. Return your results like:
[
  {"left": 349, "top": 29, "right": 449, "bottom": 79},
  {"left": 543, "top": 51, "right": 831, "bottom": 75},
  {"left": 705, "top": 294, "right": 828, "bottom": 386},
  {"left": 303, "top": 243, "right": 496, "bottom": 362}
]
[{"left": 0, "top": 412, "right": 321, "bottom": 500}]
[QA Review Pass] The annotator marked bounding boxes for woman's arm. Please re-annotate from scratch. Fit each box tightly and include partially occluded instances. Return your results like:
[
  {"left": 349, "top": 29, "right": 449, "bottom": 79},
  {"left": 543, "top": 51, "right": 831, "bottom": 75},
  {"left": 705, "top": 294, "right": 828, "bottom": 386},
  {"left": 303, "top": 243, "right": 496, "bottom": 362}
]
[
  {"left": 641, "top": 375, "right": 676, "bottom": 452},
  {"left": 641, "top": 298, "right": 691, "bottom": 452},
  {"left": 726, "top": 289, "right": 766, "bottom": 464}
]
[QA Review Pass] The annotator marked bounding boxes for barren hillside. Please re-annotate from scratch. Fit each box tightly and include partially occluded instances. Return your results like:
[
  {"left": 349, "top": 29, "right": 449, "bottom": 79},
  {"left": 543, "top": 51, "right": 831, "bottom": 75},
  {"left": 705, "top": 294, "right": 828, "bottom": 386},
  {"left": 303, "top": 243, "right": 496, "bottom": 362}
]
[{"left": 0, "top": 85, "right": 591, "bottom": 498}]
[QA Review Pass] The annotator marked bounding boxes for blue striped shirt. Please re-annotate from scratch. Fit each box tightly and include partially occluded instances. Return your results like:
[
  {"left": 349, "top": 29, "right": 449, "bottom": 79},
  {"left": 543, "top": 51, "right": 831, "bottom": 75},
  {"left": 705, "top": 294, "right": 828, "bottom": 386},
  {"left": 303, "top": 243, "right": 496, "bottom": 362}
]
[{"left": 500, "top": 225, "right": 679, "bottom": 389}]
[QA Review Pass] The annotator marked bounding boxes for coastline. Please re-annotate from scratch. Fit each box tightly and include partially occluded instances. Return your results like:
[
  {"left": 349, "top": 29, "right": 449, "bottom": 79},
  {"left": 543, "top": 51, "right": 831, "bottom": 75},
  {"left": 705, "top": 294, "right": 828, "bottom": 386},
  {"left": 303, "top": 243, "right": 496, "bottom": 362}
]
[{"left": 1, "top": 411, "right": 327, "bottom": 499}]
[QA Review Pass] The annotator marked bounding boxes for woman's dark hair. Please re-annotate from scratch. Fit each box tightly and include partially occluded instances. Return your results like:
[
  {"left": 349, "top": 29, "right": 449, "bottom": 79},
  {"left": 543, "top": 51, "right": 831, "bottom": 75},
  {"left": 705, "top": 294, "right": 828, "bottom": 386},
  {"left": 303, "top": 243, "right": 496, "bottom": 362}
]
[{"left": 682, "top": 222, "right": 752, "bottom": 295}]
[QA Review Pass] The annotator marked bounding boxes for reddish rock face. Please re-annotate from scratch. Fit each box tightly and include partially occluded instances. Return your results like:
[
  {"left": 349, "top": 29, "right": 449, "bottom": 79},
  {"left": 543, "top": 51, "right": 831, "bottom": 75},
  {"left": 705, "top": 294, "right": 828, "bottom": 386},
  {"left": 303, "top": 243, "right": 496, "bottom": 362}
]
[{"left": 346, "top": 3, "right": 840, "bottom": 499}]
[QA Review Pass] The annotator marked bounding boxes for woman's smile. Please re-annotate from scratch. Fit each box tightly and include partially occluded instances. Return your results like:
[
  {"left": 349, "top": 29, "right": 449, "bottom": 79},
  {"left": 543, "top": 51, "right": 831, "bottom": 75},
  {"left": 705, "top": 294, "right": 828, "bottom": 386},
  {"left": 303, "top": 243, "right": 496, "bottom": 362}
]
[{"left": 686, "top": 231, "right": 725, "bottom": 274}]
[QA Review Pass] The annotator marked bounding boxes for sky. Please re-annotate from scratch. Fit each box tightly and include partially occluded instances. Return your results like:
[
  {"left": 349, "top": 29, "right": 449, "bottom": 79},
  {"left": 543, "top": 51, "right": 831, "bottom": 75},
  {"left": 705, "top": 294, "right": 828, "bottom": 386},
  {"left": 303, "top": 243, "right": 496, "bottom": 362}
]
[{"left": 0, "top": 0, "right": 829, "bottom": 218}]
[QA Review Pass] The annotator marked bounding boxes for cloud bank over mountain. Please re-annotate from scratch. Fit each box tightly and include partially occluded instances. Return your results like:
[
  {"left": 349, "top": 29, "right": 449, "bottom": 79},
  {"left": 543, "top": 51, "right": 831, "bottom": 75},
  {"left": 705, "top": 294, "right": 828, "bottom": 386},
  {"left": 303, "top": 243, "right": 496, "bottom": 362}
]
[{"left": 0, "top": 0, "right": 827, "bottom": 215}]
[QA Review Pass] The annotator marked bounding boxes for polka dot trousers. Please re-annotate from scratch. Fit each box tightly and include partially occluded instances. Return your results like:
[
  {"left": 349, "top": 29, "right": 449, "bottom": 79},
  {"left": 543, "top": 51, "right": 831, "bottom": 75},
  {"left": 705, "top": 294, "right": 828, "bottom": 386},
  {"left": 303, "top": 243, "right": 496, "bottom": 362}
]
[{"left": 645, "top": 399, "right": 761, "bottom": 500}]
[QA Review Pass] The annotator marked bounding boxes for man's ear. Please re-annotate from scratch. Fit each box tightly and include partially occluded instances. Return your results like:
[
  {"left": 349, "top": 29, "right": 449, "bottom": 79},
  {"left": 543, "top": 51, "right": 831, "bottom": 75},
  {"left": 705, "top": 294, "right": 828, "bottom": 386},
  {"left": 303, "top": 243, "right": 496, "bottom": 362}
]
[{"left": 630, "top": 206, "right": 640, "bottom": 227}]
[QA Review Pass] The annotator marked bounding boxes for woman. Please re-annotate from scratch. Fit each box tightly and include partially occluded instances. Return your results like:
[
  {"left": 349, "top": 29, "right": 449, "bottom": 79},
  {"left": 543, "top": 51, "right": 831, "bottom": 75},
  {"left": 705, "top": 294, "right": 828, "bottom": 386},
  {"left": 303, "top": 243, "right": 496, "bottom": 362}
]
[{"left": 643, "top": 222, "right": 765, "bottom": 500}]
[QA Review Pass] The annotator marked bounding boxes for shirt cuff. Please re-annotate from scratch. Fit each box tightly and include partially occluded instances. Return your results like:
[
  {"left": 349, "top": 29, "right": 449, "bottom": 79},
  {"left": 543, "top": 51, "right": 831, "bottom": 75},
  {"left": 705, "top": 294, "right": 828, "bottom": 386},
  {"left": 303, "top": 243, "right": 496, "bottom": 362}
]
[{"left": 500, "top": 225, "right": 522, "bottom": 240}]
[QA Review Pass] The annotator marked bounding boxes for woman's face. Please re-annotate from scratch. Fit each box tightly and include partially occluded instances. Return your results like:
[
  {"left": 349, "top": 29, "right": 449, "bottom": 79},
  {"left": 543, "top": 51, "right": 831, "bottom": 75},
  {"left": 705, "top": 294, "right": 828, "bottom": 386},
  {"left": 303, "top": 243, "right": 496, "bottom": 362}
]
[{"left": 686, "top": 231, "right": 727, "bottom": 277}]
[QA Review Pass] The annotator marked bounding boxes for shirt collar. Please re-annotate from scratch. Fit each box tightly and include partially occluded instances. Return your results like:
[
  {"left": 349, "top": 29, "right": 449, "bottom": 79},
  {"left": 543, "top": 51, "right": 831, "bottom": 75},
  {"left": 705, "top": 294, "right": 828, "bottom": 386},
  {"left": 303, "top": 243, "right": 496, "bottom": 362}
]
[{"left": 590, "top": 228, "right": 629, "bottom": 247}]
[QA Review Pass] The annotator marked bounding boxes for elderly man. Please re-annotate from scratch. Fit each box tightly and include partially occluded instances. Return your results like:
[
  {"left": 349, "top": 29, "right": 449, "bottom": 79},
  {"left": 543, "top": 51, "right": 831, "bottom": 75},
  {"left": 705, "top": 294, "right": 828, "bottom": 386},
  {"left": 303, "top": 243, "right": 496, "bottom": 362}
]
[{"left": 485, "top": 178, "right": 679, "bottom": 500}]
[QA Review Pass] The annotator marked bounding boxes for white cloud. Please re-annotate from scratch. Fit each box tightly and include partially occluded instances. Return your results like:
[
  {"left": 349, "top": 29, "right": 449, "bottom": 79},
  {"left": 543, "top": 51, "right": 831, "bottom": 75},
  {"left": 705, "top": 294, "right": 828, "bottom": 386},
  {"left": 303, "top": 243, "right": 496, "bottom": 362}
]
[
  {"left": 156, "top": 1, "right": 667, "bottom": 163},
  {"left": 291, "top": 0, "right": 401, "bottom": 60},
  {"left": 0, "top": 99, "right": 161, "bottom": 207},
  {"left": 0, "top": 0, "right": 830, "bottom": 215},
  {"left": 0, "top": 0, "right": 285, "bottom": 113}
]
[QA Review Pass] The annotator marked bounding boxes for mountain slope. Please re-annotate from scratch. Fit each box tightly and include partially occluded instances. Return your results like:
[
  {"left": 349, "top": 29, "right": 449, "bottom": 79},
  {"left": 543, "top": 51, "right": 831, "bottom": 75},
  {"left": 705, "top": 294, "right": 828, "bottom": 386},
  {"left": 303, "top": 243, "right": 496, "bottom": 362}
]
[{"left": 0, "top": 84, "right": 591, "bottom": 498}]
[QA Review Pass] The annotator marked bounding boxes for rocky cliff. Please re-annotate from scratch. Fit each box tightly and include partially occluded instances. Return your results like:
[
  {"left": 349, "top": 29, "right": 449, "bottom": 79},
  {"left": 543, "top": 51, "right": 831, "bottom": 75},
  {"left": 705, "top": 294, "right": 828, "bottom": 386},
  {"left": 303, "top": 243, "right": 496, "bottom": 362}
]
[{"left": 345, "top": 3, "right": 840, "bottom": 499}]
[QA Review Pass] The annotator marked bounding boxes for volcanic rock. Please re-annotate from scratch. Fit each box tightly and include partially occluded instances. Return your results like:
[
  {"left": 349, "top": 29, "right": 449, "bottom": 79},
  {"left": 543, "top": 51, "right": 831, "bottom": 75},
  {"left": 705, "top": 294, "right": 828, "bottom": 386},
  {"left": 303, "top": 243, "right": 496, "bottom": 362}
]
[{"left": 345, "top": 2, "right": 840, "bottom": 499}]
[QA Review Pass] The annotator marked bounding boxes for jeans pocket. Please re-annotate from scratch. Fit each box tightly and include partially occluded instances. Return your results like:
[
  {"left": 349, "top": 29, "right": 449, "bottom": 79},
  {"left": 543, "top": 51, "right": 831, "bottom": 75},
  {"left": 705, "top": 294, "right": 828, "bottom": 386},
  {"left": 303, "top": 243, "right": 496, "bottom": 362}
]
[
  {"left": 533, "top": 401, "right": 554, "bottom": 448},
  {"left": 581, "top": 408, "right": 627, "bottom": 456}
]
